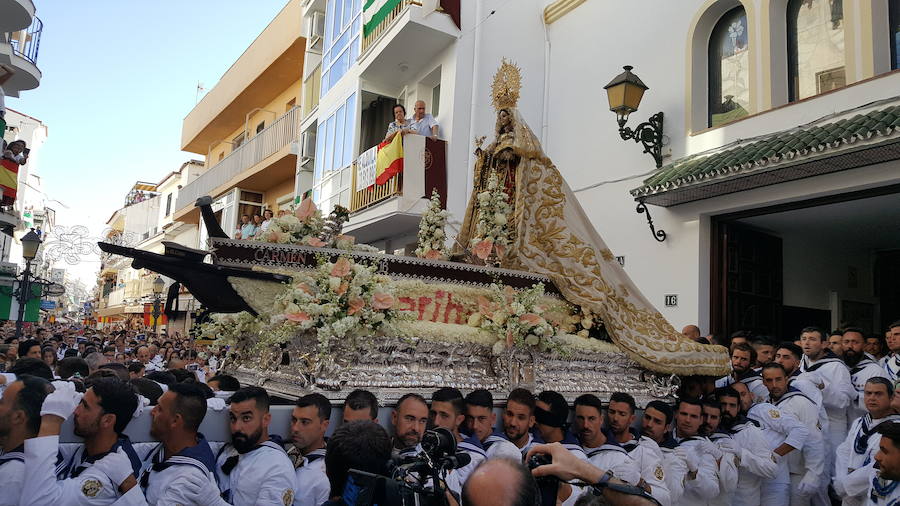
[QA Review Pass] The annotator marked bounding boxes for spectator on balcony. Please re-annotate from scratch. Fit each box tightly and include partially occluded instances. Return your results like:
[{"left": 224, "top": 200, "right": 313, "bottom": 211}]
[
  {"left": 2, "top": 140, "right": 27, "bottom": 165},
  {"left": 384, "top": 103, "right": 414, "bottom": 143},
  {"left": 259, "top": 209, "right": 274, "bottom": 234},
  {"left": 409, "top": 100, "right": 439, "bottom": 139},
  {"left": 234, "top": 214, "right": 256, "bottom": 239},
  {"left": 250, "top": 213, "right": 264, "bottom": 238}
]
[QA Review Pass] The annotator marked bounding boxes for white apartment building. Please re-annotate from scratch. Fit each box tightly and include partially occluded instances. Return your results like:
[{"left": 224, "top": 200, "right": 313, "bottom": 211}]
[{"left": 297, "top": 0, "right": 900, "bottom": 340}]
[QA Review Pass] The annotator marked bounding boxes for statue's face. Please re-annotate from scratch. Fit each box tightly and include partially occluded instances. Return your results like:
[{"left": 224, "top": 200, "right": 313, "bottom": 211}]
[{"left": 499, "top": 110, "right": 510, "bottom": 127}]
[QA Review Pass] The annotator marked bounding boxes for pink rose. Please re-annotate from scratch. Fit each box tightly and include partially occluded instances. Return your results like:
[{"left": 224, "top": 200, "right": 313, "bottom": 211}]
[
  {"left": 425, "top": 249, "right": 442, "bottom": 260},
  {"left": 472, "top": 239, "right": 493, "bottom": 260},
  {"left": 295, "top": 198, "right": 317, "bottom": 221},
  {"left": 265, "top": 230, "right": 282, "bottom": 243},
  {"left": 371, "top": 291, "right": 395, "bottom": 310},
  {"left": 519, "top": 313, "right": 544, "bottom": 327},
  {"left": 335, "top": 281, "right": 348, "bottom": 296},
  {"left": 348, "top": 297, "right": 365, "bottom": 315},
  {"left": 503, "top": 286, "right": 516, "bottom": 304},
  {"left": 306, "top": 237, "right": 327, "bottom": 247},
  {"left": 285, "top": 312, "right": 310, "bottom": 323},
  {"left": 477, "top": 295, "right": 495, "bottom": 317},
  {"left": 330, "top": 257, "right": 352, "bottom": 277},
  {"left": 297, "top": 283, "right": 314, "bottom": 295},
  {"left": 495, "top": 243, "right": 506, "bottom": 258}
]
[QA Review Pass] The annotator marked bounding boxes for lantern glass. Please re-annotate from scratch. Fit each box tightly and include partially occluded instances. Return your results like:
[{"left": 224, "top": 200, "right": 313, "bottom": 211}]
[
  {"left": 21, "top": 229, "right": 42, "bottom": 261},
  {"left": 152, "top": 276, "right": 165, "bottom": 295}
]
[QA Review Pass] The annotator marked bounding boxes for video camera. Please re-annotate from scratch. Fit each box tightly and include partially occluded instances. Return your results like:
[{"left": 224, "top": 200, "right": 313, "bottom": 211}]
[{"left": 343, "top": 427, "right": 471, "bottom": 505}]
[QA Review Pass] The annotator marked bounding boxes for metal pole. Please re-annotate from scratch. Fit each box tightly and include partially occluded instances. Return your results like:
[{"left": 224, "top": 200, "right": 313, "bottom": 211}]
[
  {"left": 152, "top": 295, "right": 160, "bottom": 337},
  {"left": 14, "top": 261, "right": 31, "bottom": 339}
]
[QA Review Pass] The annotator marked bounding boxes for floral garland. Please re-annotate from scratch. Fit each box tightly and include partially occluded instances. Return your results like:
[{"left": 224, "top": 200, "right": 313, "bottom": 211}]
[
  {"left": 468, "top": 282, "right": 562, "bottom": 353},
  {"left": 470, "top": 173, "right": 511, "bottom": 263},
  {"left": 560, "top": 305, "right": 611, "bottom": 341},
  {"left": 255, "top": 198, "right": 377, "bottom": 252},
  {"left": 270, "top": 255, "right": 408, "bottom": 352},
  {"left": 414, "top": 189, "right": 450, "bottom": 260}
]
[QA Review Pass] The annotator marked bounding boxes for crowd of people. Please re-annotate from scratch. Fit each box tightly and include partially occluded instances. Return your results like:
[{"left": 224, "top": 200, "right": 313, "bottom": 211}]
[{"left": 0, "top": 320, "right": 899, "bottom": 505}]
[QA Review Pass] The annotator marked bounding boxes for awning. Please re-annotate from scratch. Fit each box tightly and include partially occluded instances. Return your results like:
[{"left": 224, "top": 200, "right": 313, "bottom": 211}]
[
  {"left": 631, "top": 99, "right": 900, "bottom": 207},
  {"left": 95, "top": 305, "right": 126, "bottom": 317}
]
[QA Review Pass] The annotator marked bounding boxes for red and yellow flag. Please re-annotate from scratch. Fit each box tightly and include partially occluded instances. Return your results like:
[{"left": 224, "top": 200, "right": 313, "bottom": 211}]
[
  {"left": 375, "top": 133, "right": 403, "bottom": 185},
  {"left": 0, "top": 159, "right": 18, "bottom": 206}
]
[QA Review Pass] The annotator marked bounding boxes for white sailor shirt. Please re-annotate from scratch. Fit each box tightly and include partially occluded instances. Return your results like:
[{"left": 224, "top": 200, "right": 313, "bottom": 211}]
[
  {"left": 656, "top": 436, "right": 688, "bottom": 506},
  {"left": 707, "top": 432, "right": 739, "bottom": 506},
  {"left": 139, "top": 436, "right": 218, "bottom": 506},
  {"left": 444, "top": 434, "right": 486, "bottom": 498},
  {"left": 883, "top": 354, "right": 900, "bottom": 383},
  {"left": 747, "top": 401, "right": 809, "bottom": 485},
  {"left": 727, "top": 419, "right": 778, "bottom": 506},
  {"left": 620, "top": 433, "right": 671, "bottom": 506},
  {"left": 835, "top": 414, "right": 900, "bottom": 506},
  {"left": 0, "top": 445, "right": 25, "bottom": 506},
  {"left": 481, "top": 432, "right": 522, "bottom": 461},
  {"left": 671, "top": 435, "right": 719, "bottom": 505},
  {"left": 583, "top": 443, "right": 641, "bottom": 486},
  {"left": 802, "top": 354, "right": 855, "bottom": 452},
  {"left": 21, "top": 435, "right": 127, "bottom": 506},
  {"left": 770, "top": 389, "right": 825, "bottom": 479},
  {"left": 215, "top": 440, "right": 297, "bottom": 506},
  {"left": 291, "top": 448, "right": 328, "bottom": 506}
]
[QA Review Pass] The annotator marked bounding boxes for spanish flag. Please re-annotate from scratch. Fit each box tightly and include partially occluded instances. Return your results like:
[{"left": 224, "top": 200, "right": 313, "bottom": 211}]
[
  {"left": 375, "top": 132, "right": 403, "bottom": 185},
  {"left": 0, "top": 159, "right": 19, "bottom": 206}
]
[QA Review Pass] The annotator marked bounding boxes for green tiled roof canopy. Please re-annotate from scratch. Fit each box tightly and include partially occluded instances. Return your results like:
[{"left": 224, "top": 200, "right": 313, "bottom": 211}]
[{"left": 630, "top": 102, "right": 900, "bottom": 206}]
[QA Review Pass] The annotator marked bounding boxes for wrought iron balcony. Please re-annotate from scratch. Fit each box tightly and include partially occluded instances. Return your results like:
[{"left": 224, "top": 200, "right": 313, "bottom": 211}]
[{"left": 6, "top": 15, "right": 41, "bottom": 64}]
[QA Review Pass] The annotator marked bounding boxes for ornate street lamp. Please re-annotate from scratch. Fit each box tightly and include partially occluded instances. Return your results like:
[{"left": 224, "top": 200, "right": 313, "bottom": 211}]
[
  {"left": 14, "top": 229, "right": 43, "bottom": 338},
  {"left": 604, "top": 66, "right": 668, "bottom": 242},
  {"left": 603, "top": 66, "right": 665, "bottom": 169},
  {"left": 152, "top": 275, "right": 165, "bottom": 337}
]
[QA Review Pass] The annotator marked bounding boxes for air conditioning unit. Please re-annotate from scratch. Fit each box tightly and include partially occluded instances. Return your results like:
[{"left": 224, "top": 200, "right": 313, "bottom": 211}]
[
  {"left": 300, "top": 131, "right": 316, "bottom": 159},
  {"left": 308, "top": 11, "right": 325, "bottom": 50}
]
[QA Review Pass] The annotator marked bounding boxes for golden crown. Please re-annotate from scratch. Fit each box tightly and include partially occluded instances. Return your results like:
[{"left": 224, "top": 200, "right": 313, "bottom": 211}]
[{"left": 491, "top": 58, "right": 521, "bottom": 110}]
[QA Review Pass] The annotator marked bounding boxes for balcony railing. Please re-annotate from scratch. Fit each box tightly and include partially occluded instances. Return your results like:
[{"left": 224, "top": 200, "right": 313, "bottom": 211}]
[
  {"left": 6, "top": 16, "right": 42, "bottom": 65},
  {"left": 175, "top": 106, "right": 300, "bottom": 212},
  {"left": 361, "top": 0, "right": 417, "bottom": 54},
  {"left": 349, "top": 135, "right": 446, "bottom": 214}
]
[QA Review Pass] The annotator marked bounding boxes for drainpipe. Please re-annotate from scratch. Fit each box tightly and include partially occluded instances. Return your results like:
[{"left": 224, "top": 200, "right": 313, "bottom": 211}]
[
  {"left": 541, "top": 7, "right": 551, "bottom": 149},
  {"left": 465, "top": 1, "right": 485, "bottom": 210}
]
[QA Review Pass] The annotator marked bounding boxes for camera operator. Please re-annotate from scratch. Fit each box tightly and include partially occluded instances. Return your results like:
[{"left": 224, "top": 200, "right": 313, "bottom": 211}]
[
  {"left": 429, "top": 388, "right": 486, "bottom": 497},
  {"left": 526, "top": 443, "right": 660, "bottom": 506},
  {"left": 322, "top": 420, "right": 395, "bottom": 505}
]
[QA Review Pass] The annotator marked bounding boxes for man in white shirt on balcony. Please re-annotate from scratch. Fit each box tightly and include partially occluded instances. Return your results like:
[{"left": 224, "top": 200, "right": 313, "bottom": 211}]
[{"left": 408, "top": 100, "right": 439, "bottom": 139}]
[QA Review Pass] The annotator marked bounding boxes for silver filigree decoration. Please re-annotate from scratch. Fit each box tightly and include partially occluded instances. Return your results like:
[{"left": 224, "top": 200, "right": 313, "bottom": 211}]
[{"left": 40, "top": 226, "right": 139, "bottom": 265}]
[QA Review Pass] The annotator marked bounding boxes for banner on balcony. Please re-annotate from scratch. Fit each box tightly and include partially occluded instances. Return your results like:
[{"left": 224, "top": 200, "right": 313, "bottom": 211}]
[
  {"left": 0, "top": 159, "right": 19, "bottom": 206},
  {"left": 363, "top": 0, "right": 403, "bottom": 37},
  {"left": 357, "top": 146, "right": 378, "bottom": 188},
  {"left": 375, "top": 132, "right": 404, "bottom": 185}
]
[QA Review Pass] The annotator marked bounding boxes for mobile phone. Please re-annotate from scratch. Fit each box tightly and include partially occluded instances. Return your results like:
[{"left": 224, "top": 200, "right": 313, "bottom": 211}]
[
  {"left": 187, "top": 363, "right": 199, "bottom": 372},
  {"left": 23, "top": 148, "right": 30, "bottom": 156}
]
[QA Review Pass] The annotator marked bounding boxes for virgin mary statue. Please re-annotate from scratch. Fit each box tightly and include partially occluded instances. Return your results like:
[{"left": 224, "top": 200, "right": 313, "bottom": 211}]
[{"left": 458, "top": 60, "right": 728, "bottom": 377}]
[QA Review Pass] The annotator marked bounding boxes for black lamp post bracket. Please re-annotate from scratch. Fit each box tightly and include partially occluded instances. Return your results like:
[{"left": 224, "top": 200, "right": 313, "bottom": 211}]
[
  {"left": 618, "top": 111, "right": 665, "bottom": 168},
  {"left": 636, "top": 200, "right": 667, "bottom": 242}
]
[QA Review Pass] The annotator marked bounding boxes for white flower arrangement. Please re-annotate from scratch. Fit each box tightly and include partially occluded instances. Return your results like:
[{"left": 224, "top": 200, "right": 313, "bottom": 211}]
[
  {"left": 468, "top": 282, "right": 562, "bottom": 352},
  {"left": 470, "top": 173, "right": 511, "bottom": 263},
  {"left": 271, "top": 255, "right": 408, "bottom": 353},
  {"left": 414, "top": 189, "right": 450, "bottom": 260},
  {"left": 255, "top": 198, "right": 327, "bottom": 248}
]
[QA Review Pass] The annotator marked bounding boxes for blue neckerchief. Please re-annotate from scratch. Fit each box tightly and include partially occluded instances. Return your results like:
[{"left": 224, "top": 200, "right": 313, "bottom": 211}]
[
  {"left": 60, "top": 434, "right": 142, "bottom": 479},
  {"left": 459, "top": 433, "right": 486, "bottom": 457},
  {"left": 870, "top": 475, "right": 900, "bottom": 503},
  {"left": 140, "top": 434, "right": 216, "bottom": 492},
  {"left": 0, "top": 444, "right": 25, "bottom": 467},
  {"left": 855, "top": 415, "right": 900, "bottom": 455},
  {"left": 304, "top": 448, "right": 326, "bottom": 463},
  {"left": 483, "top": 430, "right": 509, "bottom": 450},
  {"left": 658, "top": 434, "right": 678, "bottom": 450},
  {"left": 771, "top": 386, "right": 814, "bottom": 407}
]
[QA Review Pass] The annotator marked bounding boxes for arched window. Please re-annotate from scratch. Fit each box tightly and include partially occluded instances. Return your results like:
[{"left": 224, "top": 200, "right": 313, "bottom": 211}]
[
  {"left": 709, "top": 6, "right": 750, "bottom": 128},
  {"left": 787, "top": 0, "right": 846, "bottom": 102},
  {"left": 891, "top": 0, "right": 900, "bottom": 70}
]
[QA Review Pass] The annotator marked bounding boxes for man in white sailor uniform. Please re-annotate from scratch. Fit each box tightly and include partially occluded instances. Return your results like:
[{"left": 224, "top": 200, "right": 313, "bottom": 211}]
[
  {"left": 717, "top": 343, "right": 769, "bottom": 404},
  {"left": 668, "top": 398, "right": 720, "bottom": 506},
  {"left": 0, "top": 375, "right": 52, "bottom": 506},
  {"left": 22, "top": 378, "right": 144, "bottom": 506},
  {"left": 730, "top": 380, "right": 809, "bottom": 506},
  {"left": 835, "top": 377, "right": 900, "bottom": 506},
  {"left": 204, "top": 386, "right": 297, "bottom": 506},
  {"left": 501, "top": 388, "right": 540, "bottom": 458},
  {"left": 868, "top": 422, "right": 900, "bottom": 505},
  {"left": 286, "top": 393, "right": 330, "bottom": 506},
  {"left": 573, "top": 393, "right": 640, "bottom": 486},
  {"left": 800, "top": 326, "right": 855, "bottom": 457},
  {"left": 429, "top": 387, "right": 486, "bottom": 498},
  {"left": 763, "top": 362, "right": 826, "bottom": 506},
  {"left": 774, "top": 343, "right": 829, "bottom": 428},
  {"left": 642, "top": 400, "right": 688, "bottom": 505},
  {"left": 464, "top": 389, "right": 521, "bottom": 461},
  {"left": 845, "top": 328, "right": 891, "bottom": 422},
  {"left": 139, "top": 382, "right": 217, "bottom": 505},
  {"left": 607, "top": 392, "right": 671, "bottom": 506},
  {"left": 882, "top": 321, "right": 900, "bottom": 381},
  {"left": 715, "top": 386, "right": 779, "bottom": 506},
  {"left": 699, "top": 398, "right": 739, "bottom": 506}
]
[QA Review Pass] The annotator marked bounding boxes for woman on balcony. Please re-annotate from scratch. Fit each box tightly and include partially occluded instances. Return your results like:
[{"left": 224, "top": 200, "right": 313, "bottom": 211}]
[{"left": 383, "top": 103, "right": 414, "bottom": 143}]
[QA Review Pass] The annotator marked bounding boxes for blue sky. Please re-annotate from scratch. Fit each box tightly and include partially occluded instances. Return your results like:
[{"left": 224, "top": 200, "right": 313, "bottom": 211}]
[{"left": 7, "top": 1, "right": 288, "bottom": 285}]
